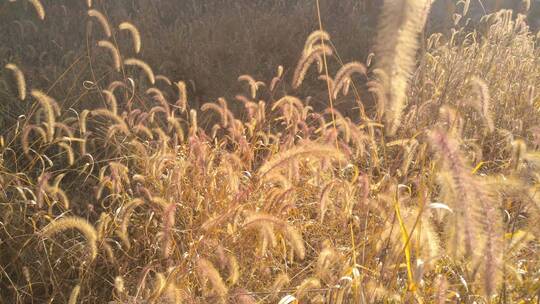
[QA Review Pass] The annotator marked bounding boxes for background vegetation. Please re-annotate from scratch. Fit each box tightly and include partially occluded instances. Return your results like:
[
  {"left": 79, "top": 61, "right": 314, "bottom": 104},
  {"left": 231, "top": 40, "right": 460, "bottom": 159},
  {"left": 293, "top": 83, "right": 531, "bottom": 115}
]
[{"left": 1, "top": 0, "right": 540, "bottom": 303}]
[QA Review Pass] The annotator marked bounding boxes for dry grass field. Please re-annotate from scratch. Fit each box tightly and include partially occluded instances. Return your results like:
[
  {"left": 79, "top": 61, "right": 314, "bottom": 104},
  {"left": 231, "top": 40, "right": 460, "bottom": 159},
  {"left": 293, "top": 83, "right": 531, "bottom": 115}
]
[{"left": 1, "top": 0, "right": 540, "bottom": 303}]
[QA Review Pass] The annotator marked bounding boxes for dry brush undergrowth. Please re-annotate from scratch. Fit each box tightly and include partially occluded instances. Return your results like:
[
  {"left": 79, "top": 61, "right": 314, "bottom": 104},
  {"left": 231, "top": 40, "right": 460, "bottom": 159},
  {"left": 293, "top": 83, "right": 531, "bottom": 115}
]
[{"left": 1, "top": 1, "right": 540, "bottom": 303}]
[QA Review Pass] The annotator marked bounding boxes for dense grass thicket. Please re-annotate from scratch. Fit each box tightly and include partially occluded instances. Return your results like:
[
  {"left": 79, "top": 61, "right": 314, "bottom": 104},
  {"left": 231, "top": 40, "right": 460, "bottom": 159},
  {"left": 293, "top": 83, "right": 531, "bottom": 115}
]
[{"left": 1, "top": 0, "right": 540, "bottom": 303}]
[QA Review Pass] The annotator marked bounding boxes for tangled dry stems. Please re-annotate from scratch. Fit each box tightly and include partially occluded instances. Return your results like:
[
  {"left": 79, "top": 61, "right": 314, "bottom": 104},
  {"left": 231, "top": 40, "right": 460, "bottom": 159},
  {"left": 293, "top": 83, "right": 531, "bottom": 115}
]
[{"left": 0, "top": 1, "right": 540, "bottom": 303}]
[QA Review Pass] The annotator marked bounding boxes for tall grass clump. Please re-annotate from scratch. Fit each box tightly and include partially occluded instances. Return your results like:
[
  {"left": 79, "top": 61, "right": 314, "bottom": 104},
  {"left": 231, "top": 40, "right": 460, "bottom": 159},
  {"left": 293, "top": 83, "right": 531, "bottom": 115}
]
[{"left": 0, "top": 1, "right": 540, "bottom": 303}]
